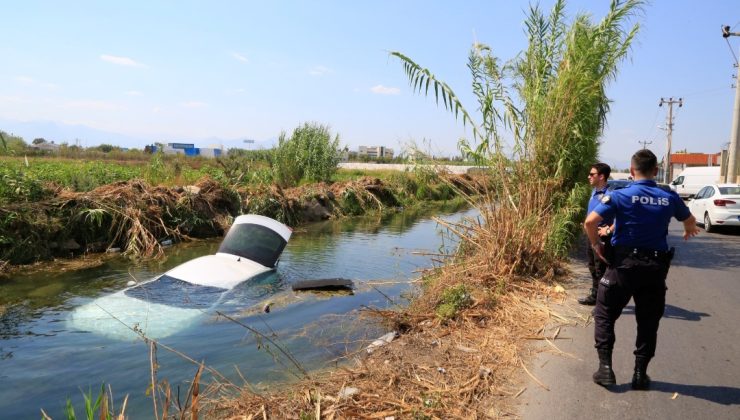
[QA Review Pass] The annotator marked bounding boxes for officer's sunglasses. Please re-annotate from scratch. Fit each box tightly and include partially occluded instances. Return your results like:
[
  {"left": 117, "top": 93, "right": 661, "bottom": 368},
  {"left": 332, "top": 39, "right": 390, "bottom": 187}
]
[{"left": 588, "top": 172, "right": 599, "bottom": 177}]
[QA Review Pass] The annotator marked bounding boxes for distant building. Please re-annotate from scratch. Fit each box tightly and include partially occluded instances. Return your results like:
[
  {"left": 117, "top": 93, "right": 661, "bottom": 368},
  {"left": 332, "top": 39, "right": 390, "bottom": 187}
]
[
  {"left": 162, "top": 142, "right": 223, "bottom": 158},
  {"left": 669, "top": 152, "right": 720, "bottom": 180},
  {"left": 358, "top": 145, "right": 394, "bottom": 160},
  {"left": 30, "top": 140, "right": 61, "bottom": 153}
]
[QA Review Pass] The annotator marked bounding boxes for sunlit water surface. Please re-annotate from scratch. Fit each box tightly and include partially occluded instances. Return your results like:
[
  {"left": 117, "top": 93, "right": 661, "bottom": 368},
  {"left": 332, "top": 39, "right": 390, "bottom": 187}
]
[{"left": 0, "top": 204, "right": 475, "bottom": 418}]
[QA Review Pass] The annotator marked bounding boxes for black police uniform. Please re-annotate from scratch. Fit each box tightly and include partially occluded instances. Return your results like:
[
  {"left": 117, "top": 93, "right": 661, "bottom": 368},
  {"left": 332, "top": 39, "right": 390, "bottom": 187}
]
[
  {"left": 591, "top": 179, "right": 690, "bottom": 379},
  {"left": 583, "top": 186, "right": 614, "bottom": 303}
]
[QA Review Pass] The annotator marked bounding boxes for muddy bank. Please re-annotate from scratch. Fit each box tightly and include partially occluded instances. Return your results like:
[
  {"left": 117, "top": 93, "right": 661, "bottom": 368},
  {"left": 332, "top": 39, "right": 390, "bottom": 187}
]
[{"left": 0, "top": 173, "right": 484, "bottom": 275}]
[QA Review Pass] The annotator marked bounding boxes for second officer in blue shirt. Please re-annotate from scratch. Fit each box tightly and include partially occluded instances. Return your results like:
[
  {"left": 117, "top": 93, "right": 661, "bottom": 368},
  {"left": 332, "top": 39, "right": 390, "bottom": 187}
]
[
  {"left": 584, "top": 149, "right": 700, "bottom": 390},
  {"left": 579, "top": 162, "right": 614, "bottom": 305}
]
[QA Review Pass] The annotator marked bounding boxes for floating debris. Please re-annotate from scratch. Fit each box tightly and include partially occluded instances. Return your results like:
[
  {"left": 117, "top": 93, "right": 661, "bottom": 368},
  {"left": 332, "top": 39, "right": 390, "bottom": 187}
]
[{"left": 291, "top": 278, "right": 354, "bottom": 291}]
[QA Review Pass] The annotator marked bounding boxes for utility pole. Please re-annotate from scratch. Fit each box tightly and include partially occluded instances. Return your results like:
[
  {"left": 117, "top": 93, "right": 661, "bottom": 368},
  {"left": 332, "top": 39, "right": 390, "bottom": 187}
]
[
  {"left": 639, "top": 139, "right": 653, "bottom": 149},
  {"left": 723, "top": 25, "right": 740, "bottom": 183},
  {"left": 659, "top": 97, "right": 683, "bottom": 183}
]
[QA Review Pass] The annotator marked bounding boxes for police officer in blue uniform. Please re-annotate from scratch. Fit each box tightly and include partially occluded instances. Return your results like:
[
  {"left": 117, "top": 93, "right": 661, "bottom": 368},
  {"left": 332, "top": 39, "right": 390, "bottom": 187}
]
[
  {"left": 579, "top": 163, "right": 614, "bottom": 305},
  {"left": 584, "top": 149, "right": 700, "bottom": 390}
]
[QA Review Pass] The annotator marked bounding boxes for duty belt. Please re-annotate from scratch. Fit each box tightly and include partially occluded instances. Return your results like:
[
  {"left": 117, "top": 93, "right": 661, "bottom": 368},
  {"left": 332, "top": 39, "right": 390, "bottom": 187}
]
[{"left": 614, "top": 246, "right": 674, "bottom": 261}]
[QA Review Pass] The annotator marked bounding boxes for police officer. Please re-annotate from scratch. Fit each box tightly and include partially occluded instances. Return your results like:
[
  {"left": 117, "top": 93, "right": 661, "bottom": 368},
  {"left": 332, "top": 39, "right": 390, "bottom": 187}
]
[
  {"left": 584, "top": 149, "right": 700, "bottom": 390},
  {"left": 578, "top": 162, "right": 614, "bottom": 305}
]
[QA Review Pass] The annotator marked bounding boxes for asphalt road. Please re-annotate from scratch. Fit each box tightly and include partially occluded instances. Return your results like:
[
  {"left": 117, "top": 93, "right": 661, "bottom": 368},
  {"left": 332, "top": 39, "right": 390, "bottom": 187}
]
[{"left": 519, "top": 222, "right": 740, "bottom": 420}]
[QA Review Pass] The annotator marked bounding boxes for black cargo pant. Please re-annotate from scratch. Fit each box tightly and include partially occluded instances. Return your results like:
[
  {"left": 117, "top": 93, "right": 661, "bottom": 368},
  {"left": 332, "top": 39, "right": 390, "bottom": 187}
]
[
  {"left": 587, "top": 234, "right": 612, "bottom": 290},
  {"left": 593, "top": 247, "right": 672, "bottom": 359}
]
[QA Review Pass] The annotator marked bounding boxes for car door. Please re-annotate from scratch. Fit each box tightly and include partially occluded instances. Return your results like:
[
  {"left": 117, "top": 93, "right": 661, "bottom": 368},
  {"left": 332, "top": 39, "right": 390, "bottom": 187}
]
[
  {"left": 704, "top": 186, "right": 717, "bottom": 219},
  {"left": 671, "top": 175, "right": 685, "bottom": 195},
  {"left": 690, "top": 187, "right": 708, "bottom": 218}
]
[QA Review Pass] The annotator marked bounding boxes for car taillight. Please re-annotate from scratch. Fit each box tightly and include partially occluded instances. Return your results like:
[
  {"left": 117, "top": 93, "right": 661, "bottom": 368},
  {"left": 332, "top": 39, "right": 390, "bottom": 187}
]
[{"left": 713, "top": 199, "right": 736, "bottom": 206}]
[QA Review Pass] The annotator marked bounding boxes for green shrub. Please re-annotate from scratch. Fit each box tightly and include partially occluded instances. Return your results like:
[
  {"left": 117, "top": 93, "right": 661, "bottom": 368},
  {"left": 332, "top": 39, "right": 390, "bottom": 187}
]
[{"left": 272, "top": 122, "right": 340, "bottom": 187}]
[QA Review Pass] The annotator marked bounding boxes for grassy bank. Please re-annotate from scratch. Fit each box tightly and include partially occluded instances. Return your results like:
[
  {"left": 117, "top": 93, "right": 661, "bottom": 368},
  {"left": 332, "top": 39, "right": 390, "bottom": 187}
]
[{"left": 0, "top": 164, "right": 484, "bottom": 275}]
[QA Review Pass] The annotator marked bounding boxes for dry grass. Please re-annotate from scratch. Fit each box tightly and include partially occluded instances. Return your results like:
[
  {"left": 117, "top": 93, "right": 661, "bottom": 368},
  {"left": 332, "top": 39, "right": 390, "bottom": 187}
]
[
  {"left": 205, "top": 177, "right": 570, "bottom": 418},
  {"left": 206, "top": 279, "right": 561, "bottom": 419}
]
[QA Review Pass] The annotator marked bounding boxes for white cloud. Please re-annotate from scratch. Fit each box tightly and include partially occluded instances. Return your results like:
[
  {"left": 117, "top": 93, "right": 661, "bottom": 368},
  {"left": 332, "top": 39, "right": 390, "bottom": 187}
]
[
  {"left": 370, "top": 85, "right": 401, "bottom": 95},
  {"left": 180, "top": 100, "right": 208, "bottom": 108},
  {"left": 63, "top": 100, "right": 124, "bottom": 111},
  {"left": 15, "top": 76, "right": 58, "bottom": 90},
  {"left": 231, "top": 52, "right": 248, "bottom": 63},
  {"left": 100, "top": 54, "right": 146, "bottom": 68},
  {"left": 126, "top": 90, "right": 144, "bottom": 96},
  {"left": 309, "top": 65, "right": 332, "bottom": 76}
]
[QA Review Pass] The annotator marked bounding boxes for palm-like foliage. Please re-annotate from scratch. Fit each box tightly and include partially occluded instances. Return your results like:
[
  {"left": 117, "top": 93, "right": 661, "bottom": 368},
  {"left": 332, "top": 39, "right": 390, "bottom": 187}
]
[{"left": 392, "top": 0, "right": 641, "bottom": 267}]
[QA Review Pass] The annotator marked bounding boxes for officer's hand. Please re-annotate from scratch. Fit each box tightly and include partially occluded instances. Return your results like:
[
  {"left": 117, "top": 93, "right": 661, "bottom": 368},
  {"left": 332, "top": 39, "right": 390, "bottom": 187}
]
[
  {"left": 597, "top": 226, "right": 609, "bottom": 236},
  {"left": 683, "top": 224, "right": 701, "bottom": 240},
  {"left": 592, "top": 243, "right": 607, "bottom": 263}
]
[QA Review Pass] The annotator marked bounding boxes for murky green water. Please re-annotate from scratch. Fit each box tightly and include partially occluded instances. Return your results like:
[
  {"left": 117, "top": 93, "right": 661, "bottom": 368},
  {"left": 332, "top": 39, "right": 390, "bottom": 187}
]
[{"left": 0, "top": 204, "right": 475, "bottom": 418}]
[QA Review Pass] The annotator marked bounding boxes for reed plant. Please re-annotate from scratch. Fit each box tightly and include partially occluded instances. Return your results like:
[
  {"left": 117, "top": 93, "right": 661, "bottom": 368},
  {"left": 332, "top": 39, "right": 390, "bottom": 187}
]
[{"left": 392, "top": 0, "right": 641, "bottom": 310}]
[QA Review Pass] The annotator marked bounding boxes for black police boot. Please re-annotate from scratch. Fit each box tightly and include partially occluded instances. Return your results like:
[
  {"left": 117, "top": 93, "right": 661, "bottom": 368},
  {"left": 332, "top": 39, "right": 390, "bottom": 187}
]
[
  {"left": 631, "top": 357, "right": 651, "bottom": 390},
  {"left": 593, "top": 349, "right": 616, "bottom": 387},
  {"left": 578, "top": 288, "right": 597, "bottom": 305}
]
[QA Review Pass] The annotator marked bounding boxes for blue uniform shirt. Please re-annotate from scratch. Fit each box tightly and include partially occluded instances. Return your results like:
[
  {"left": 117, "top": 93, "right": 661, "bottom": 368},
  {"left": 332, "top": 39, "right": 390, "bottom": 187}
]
[
  {"left": 594, "top": 179, "right": 691, "bottom": 251},
  {"left": 588, "top": 186, "right": 613, "bottom": 227}
]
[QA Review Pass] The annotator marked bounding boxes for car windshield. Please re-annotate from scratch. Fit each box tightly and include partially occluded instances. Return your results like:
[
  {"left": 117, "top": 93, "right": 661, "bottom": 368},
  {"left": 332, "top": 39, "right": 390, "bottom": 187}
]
[
  {"left": 607, "top": 180, "right": 631, "bottom": 190},
  {"left": 718, "top": 186, "right": 740, "bottom": 195},
  {"left": 217, "top": 223, "right": 287, "bottom": 268},
  {"left": 124, "top": 275, "right": 227, "bottom": 309}
]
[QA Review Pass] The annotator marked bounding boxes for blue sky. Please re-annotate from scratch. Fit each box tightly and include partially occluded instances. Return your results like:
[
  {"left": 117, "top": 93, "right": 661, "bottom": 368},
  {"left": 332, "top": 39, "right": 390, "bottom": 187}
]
[{"left": 1, "top": 0, "right": 738, "bottom": 168}]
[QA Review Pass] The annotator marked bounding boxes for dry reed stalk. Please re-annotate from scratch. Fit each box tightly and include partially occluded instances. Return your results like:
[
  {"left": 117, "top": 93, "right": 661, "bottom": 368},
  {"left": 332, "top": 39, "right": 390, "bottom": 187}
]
[
  {"left": 117, "top": 395, "right": 129, "bottom": 420},
  {"left": 150, "top": 341, "right": 159, "bottom": 420},
  {"left": 191, "top": 364, "right": 203, "bottom": 420}
]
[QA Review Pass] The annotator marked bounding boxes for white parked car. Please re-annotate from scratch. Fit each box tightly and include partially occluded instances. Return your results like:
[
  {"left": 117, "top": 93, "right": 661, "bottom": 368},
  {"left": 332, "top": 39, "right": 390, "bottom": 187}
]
[
  {"left": 688, "top": 184, "right": 740, "bottom": 232},
  {"left": 69, "top": 214, "right": 292, "bottom": 340}
]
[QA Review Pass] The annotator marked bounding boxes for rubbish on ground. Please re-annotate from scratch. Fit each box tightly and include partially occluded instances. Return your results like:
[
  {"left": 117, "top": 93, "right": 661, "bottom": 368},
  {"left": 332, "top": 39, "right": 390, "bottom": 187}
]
[
  {"left": 338, "top": 387, "right": 359, "bottom": 399},
  {"left": 366, "top": 331, "right": 398, "bottom": 354}
]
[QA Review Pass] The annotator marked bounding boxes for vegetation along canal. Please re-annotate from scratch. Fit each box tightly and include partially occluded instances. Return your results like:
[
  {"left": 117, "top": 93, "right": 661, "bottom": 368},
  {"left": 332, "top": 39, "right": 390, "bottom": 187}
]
[{"left": 0, "top": 203, "right": 473, "bottom": 418}]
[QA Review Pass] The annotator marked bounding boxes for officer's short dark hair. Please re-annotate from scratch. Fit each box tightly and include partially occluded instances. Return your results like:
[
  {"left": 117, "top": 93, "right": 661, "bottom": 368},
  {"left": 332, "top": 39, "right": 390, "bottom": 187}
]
[
  {"left": 631, "top": 149, "right": 658, "bottom": 174},
  {"left": 591, "top": 162, "right": 611, "bottom": 179}
]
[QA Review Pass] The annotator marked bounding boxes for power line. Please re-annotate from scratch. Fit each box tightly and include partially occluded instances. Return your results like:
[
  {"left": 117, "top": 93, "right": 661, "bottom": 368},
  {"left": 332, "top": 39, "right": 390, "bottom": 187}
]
[
  {"left": 725, "top": 37, "right": 739, "bottom": 66},
  {"left": 643, "top": 107, "right": 661, "bottom": 144},
  {"left": 678, "top": 86, "right": 732, "bottom": 98}
]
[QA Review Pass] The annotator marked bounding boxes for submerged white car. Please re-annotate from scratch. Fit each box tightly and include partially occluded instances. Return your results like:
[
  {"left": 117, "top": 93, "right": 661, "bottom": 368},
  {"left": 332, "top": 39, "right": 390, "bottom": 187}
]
[
  {"left": 688, "top": 184, "right": 740, "bottom": 232},
  {"left": 69, "top": 215, "right": 292, "bottom": 340}
]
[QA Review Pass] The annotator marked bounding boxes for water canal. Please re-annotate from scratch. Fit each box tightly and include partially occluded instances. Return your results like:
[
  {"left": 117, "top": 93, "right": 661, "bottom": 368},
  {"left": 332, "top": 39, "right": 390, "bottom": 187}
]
[{"left": 0, "top": 204, "right": 475, "bottom": 418}]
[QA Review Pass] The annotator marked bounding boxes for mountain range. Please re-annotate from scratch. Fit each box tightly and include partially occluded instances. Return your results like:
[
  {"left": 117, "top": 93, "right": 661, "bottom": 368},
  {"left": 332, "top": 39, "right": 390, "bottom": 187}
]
[{"left": 0, "top": 118, "right": 276, "bottom": 151}]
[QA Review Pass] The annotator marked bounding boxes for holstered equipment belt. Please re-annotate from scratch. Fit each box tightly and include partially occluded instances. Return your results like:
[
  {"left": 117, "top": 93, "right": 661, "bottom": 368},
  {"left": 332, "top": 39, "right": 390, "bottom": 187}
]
[{"left": 614, "top": 246, "right": 675, "bottom": 264}]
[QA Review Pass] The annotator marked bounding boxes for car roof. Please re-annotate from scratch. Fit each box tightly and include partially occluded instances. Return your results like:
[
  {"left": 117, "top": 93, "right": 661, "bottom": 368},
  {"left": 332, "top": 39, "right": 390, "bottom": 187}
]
[{"left": 233, "top": 214, "right": 292, "bottom": 242}]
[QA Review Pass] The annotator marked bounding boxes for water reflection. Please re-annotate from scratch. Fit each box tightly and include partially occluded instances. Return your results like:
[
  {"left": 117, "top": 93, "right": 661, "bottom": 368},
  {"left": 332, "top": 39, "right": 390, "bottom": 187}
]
[{"left": 0, "top": 202, "right": 473, "bottom": 418}]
